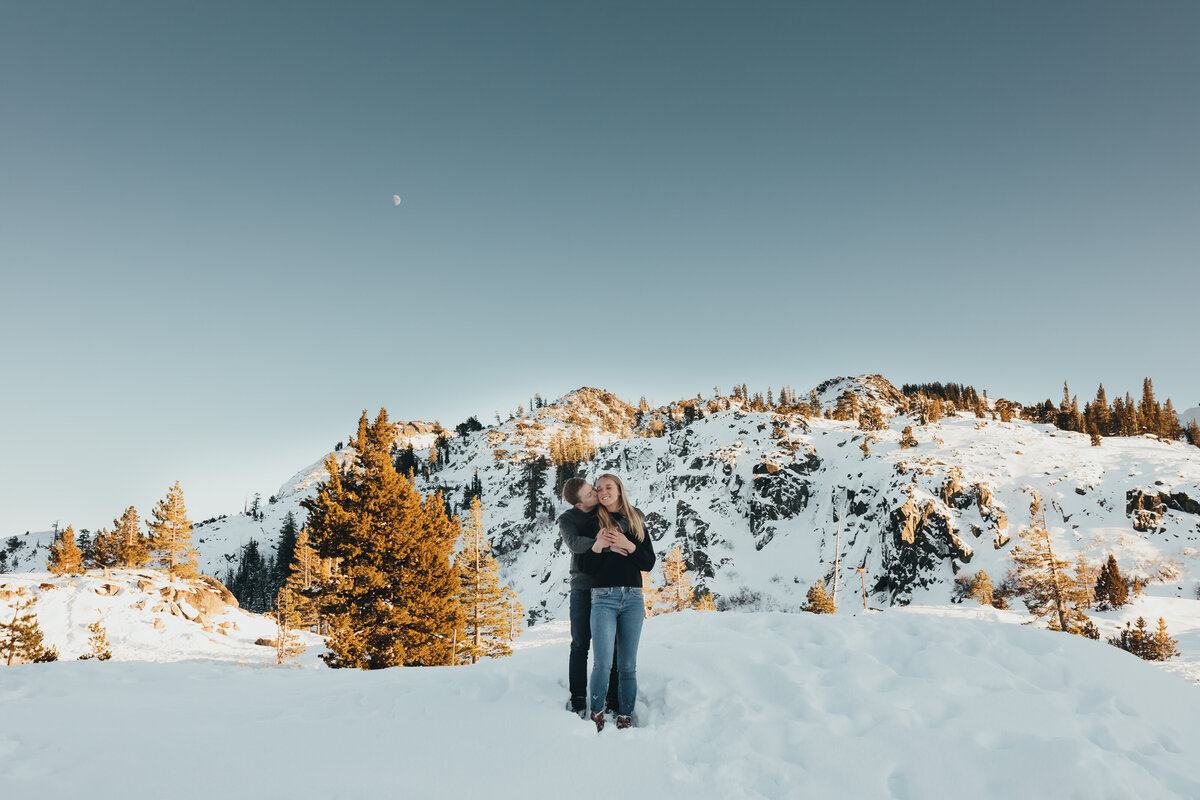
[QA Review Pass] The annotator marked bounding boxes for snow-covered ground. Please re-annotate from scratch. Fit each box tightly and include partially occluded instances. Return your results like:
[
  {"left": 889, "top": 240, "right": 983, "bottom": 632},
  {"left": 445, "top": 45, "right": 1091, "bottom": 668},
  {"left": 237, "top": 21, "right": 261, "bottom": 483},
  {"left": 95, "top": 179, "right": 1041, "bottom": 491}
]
[
  {"left": 0, "top": 571, "right": 325, "bottom": 666},
  {"left": 3, "top": 603, "right": 1200, "bottom": 799}
]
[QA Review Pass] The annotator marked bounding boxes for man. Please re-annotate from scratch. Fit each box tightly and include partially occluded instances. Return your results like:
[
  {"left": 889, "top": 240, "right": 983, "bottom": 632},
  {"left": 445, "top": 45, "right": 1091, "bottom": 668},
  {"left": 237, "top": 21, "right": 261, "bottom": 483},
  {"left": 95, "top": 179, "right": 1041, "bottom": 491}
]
[{"left": 558, "top": 476, "right": 619, "bottom": 716}]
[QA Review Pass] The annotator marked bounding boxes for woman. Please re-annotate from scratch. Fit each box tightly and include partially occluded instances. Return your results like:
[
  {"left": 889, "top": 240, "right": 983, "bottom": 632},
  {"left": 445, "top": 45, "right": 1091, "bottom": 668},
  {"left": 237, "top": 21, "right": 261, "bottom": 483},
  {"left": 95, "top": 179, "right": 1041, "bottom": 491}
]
[{"left": 580, "top": 473, "right": 656, "bottom": 731}]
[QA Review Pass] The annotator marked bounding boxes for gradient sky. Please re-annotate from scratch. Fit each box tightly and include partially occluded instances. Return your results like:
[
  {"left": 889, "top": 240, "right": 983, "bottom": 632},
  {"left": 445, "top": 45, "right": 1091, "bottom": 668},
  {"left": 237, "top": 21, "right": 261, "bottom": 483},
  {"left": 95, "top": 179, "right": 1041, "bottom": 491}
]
[{"left": 3, "top": 1, "right": 1198, "bottom": 538}]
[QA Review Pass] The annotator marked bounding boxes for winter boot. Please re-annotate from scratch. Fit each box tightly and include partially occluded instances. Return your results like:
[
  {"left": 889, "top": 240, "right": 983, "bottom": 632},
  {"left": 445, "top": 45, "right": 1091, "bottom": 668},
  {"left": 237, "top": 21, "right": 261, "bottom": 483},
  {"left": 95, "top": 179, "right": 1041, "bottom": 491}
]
[
  {"left": 590, "top": 711, "right": 606, "bottom": 732},
  {"left": 616, "top": 715, "right": 633, "bottom": 730}
]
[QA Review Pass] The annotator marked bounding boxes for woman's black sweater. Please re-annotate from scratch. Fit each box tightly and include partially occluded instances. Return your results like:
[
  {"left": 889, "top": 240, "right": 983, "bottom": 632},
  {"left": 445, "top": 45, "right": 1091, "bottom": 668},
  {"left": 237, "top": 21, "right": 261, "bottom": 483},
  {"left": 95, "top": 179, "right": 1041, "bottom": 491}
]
[{"left": 579, "top": 508, "right": 657, "bottom": 588}]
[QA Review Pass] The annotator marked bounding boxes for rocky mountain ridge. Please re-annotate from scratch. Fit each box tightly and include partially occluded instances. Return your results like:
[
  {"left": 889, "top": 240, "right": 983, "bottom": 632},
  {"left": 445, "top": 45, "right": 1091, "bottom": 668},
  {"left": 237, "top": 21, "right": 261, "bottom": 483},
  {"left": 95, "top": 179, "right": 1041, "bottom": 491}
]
[{"left": 8, "top": 376, "right": 1200, "bottom": 627}]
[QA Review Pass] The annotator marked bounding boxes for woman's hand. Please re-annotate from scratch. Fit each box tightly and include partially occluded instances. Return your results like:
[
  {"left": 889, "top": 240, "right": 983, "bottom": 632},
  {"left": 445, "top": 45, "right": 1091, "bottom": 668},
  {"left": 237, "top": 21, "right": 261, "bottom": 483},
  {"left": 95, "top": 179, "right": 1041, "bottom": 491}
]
[
  {"left": 605, "top": 528, "right": 636, "bottom": 556},
  {"left": 592, "top": 528, "right": 631, "bottom": 554}
]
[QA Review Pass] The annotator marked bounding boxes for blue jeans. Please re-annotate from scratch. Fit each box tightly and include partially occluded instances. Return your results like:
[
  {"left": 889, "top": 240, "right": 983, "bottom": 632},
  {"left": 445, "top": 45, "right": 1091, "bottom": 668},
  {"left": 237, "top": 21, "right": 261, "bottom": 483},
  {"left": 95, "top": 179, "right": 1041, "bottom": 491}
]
[
  {"left": 569, "top": 589, "right": 618, "bottom": 710},
  {"left": 589, "top": 587, "right": 644, "bottom": 716}
]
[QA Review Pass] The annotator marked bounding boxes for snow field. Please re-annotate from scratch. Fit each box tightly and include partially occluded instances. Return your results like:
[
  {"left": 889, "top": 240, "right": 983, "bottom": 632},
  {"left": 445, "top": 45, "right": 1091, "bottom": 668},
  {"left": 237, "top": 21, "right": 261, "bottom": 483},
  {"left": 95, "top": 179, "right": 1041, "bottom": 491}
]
[{"left": 4, "top": 609, "right": 1200, "bottom": 799}]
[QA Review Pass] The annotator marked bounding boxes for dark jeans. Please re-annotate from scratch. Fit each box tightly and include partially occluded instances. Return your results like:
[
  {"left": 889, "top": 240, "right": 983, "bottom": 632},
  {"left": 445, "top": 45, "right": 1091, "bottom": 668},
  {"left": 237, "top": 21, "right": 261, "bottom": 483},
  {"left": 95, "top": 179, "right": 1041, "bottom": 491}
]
[{"left": 569, "top": 588, "right": 618, "bottom": 710}]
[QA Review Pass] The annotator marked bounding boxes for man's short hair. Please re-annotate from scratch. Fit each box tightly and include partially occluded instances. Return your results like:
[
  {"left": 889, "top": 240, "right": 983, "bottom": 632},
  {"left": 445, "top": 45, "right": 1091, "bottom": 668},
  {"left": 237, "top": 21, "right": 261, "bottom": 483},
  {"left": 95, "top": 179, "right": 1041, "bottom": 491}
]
[{"left": 562, "top": 477, "right": 587, "bottom": 505}]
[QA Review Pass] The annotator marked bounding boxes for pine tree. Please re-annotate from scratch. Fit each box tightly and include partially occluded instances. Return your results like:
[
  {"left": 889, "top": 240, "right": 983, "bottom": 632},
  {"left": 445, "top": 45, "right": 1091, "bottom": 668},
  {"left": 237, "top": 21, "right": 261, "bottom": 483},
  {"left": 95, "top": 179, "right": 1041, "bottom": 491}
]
[
  {"left": 899, "top": 426, "right": 918, "bottom": 449},
  {"left": 523, "top": 456, "right": 548, "bottom": 521},
  {"left": 1109, "top": 616, "right": 1153, "bottom": 659},
  {"left": 274, "top": 587, "right": 307, "bottom": 665},
  {"left": 858, "top": 404, "right": 886, "bottom": 431},
  {"left": 1094, "top": 554, "right": 1129, "bottom": 610},
  {"left": 1009, "top": 491, "right": 1088, "bottom": 633},
  {"left": 651, "top": 545, "right": 698, "bottom": 615},
  {"left": 801, "top": 582, "right": 836, "bottom": 614},
  {"left": 304, "top": 409, "right": 464, "bottom": 669},
  {"left": 832, "top": 391, "right": 859, "bottom": 422},
  {"left": 147, "top": 481, "right": 198, "bottom": 579},
  {"left": 47, "top": 524, "right": 84, "bottom": 575},
  {"left": 112, "top": 506, "right": 149, "bottom": 568},
  {"left": 90, "top": 527, "right": 123, "bottom": 569},
  {"left": 454, "top": 497, "right": 515, "bottom": 663},
  {"left": 1091, "top": 384, "right": 1110, "bottom": 435},
  {"left": 78, "top": 621, "right": 113, "bottom": 661},
  {"left": 1139, "top": 378, "right": 1159, "bottom": 434},
  {"left": 1, "top": 598, "right": 59, "bottom": 665},
  {"left": 966, "top": 570, "right": 994, "bottom": 606},
  {"left": 503, "top": 588, "right": 524, "bottom": 643},
  {"left": 1147, "top": 617, "right": 1181, "bottom": 661},
  {"left": 230, "top": 539, "right": 274, "bottom": 613},
  {"left": 283, "top": 526, "right": 324, "bottom": 630},
  {"left": 274, "top": 512, "right": 300, "bottom": 589}
]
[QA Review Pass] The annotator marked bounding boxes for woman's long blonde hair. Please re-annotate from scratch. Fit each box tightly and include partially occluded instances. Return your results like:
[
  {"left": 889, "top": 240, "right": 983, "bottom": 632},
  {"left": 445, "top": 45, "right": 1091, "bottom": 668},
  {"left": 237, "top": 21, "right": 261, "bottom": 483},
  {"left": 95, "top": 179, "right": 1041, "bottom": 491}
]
[{"left": 595, "top": 473, "right": 645, "bottom": 542}]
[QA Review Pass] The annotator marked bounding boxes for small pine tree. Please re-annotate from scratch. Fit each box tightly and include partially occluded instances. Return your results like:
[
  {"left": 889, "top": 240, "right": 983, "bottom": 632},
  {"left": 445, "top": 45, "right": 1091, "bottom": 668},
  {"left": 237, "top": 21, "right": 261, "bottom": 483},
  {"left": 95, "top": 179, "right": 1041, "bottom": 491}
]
[
  {"left": 1109, "top": 616, "right": 1152, "bottom": 659},
  {"left": 79, "top": 621, "right": 113, "bottom": 661},
  {"left": 1107, "top": 616, "right": 1179, "bottom": 660},
  {"left": 858, "top": 404, "right": 886, "bottom": 431},
  {"left": 1, "top": 598, "right": 59, "bottom": 665},
  {"left": 651, "top": 545, "right": 698, "bottom": 615},
  {"left": 274, "top": 587, "right": 307, "bottom": 665},
  {"left": 801, "top": 582, "right": 836, "bottom": 614},
  {"left": 899, "top": 426, "right": 918, "bottom": 449},
  {"left": 502, "top": 588, "right": 524, "bottom": 642},
  {"left": 1094, "top": 554, "right": 1129, "bottom": 610},
  {"left": 966, "top": 570, "right": 994, "bottom": 606},
  {"left": 1147, "top": 617, "right": 1181, "bottom": 661},
  {"left": 47, "top": 524, "right": 84, "bottom": 575}
]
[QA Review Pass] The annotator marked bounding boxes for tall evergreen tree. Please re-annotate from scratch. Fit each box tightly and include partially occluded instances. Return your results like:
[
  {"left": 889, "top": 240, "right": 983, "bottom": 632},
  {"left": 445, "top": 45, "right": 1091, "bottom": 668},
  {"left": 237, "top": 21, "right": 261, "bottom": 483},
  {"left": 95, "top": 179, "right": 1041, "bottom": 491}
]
[
  {"left": 523, "top": 456, "right": 549, "bottom": 521},
  {"left": 454, "top": 497, "right": 515, "bottom": 663},
  {"left": 304, "top": 409, "right": 464, "bottom": 669},
  {"left": 147, "top": 481, "right": 198, "bottom": 579},
  {"left": 274, "top": 512, "right": 300, "bottom": 588},
  {"left": 229, "top": 539, "right": 274, "bottom": 612},
  {"left": 46, "top": 524, "right": 84, "bottom": 575},
  {"left": 282, "top": 525, "right": 325, "bottom": 630},
  {"left": 1139, "top": 378, "right": 1159, "bottom": 433}
]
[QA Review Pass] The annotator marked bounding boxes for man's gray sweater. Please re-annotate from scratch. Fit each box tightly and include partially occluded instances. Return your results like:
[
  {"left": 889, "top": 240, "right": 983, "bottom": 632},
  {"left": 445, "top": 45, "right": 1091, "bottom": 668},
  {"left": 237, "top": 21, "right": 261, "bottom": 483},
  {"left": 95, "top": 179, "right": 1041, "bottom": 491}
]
[{"left": 557, "top": 506, "right": 600, "bottom": 590}]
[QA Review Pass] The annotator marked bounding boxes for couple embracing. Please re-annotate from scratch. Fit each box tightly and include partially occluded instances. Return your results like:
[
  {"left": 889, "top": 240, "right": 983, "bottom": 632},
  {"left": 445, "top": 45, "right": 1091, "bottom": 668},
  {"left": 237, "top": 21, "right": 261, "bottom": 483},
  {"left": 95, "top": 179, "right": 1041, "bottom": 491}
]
[{"left": 557, "top": 474, "right": 656, "bottom": 731}]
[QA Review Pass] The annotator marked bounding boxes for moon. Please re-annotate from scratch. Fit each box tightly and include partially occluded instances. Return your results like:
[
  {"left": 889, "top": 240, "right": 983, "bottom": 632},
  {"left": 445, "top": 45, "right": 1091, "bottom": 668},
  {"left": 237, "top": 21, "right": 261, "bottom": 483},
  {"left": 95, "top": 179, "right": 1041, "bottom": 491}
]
[{"left": 393, "top": 195, "right": 402, "bottom": 206}]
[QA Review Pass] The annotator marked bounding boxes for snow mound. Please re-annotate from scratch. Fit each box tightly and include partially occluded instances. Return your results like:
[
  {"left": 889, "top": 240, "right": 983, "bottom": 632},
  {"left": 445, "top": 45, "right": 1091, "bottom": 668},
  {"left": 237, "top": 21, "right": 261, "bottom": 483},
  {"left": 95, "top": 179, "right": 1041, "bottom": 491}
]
[
  {"left": 0, "top": 571, "right": 324, "bottom": 666},
  {"left": 2, "top": 610, "right": 1199, "bottom": 798}
]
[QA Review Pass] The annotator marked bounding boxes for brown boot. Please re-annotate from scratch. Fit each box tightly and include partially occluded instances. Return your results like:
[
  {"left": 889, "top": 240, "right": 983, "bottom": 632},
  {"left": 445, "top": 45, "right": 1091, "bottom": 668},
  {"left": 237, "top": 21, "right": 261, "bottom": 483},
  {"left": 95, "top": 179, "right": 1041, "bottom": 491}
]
[
  {"left": 616, "top": 715, "right": 633, "bottom": 730},
  {"left": 590, "top": 711, "right": 606, "bottom": 732}
]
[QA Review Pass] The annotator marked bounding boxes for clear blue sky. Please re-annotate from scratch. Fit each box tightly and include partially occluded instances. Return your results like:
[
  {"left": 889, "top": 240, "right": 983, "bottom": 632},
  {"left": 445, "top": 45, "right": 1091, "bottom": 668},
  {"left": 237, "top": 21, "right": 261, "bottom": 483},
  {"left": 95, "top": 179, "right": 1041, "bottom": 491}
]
[{"left": 3, "top": 1, "right": 1198, "bottom": 537}]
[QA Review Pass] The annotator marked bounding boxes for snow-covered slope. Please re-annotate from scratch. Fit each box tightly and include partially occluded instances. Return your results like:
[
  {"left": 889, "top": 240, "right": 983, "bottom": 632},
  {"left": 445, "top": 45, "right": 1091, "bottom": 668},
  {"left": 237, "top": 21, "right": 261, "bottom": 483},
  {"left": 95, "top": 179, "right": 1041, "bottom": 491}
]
[
  {"left": 0, "top": 571, "right": 324, "bottom": 665},
  {"left": 3, "top": 609, "right": 1200, "bottom": 799}
]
